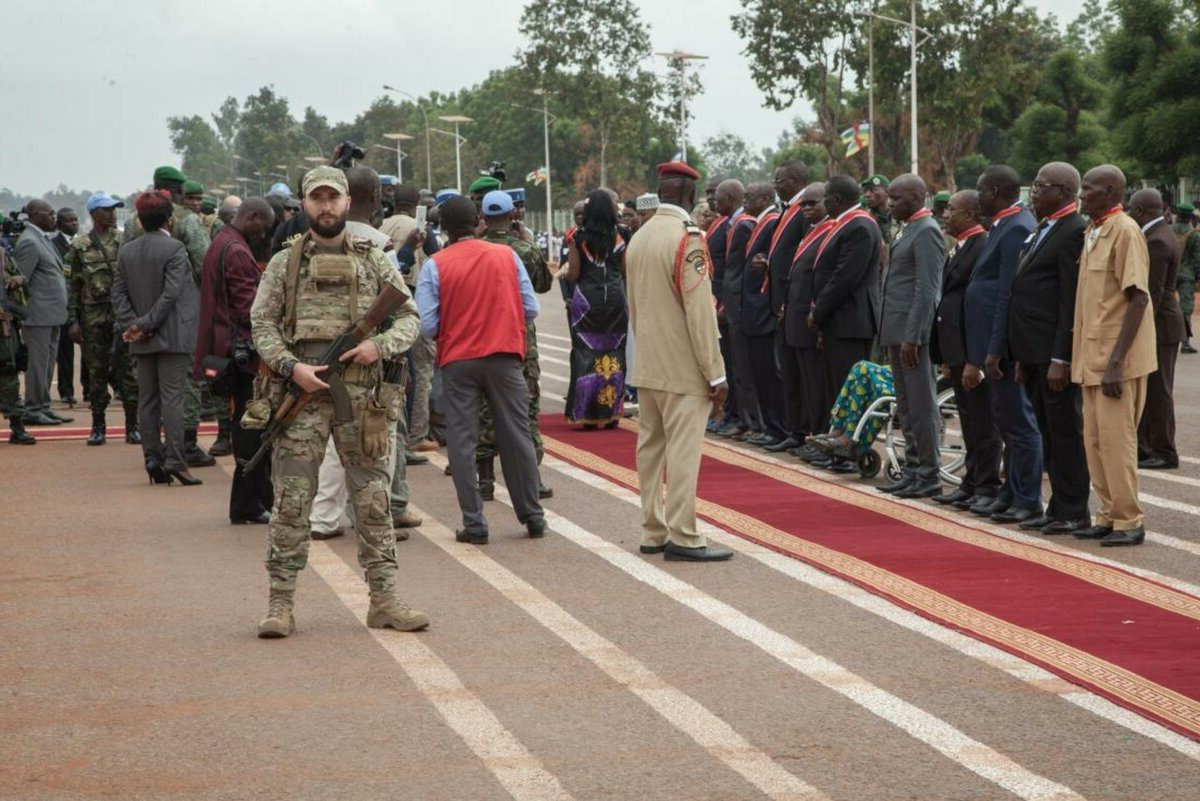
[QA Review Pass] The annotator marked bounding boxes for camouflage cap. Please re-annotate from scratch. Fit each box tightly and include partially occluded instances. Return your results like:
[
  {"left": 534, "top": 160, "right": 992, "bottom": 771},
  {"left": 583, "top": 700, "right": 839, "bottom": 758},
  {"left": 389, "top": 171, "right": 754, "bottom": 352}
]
[
  {"left": 153, "top": 165, "right": 187, "bottom": 185},
  {"left": 302, "top": 165, "right": 348, "bottom": 197},
  {"left": 861, "top": 174, "right": 889, "bottom": 189},
  {"left": 183, "top": 180, "right": 205, "bottom": 196}
]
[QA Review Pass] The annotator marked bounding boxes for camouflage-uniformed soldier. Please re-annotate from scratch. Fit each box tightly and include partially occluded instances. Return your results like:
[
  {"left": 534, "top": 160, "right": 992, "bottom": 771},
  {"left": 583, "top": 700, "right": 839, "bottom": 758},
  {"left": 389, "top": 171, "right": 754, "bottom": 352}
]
[
  {"left": 477, "top": 190, "right": 554, "bottom": 499},
  {"left": 1172, "top": 203, "right": 1199, "bottom": 352},
  {"left": 124, "top": 166, "right": 221, "bottom": 465},
  {"left": 65, "top": 192, "right": 140, "bottom": 446},
  {"left": 199, "top": 196, "right": 222, "bottom": 239},
  {"left": 1, "top": 248, "right": 35, "bottom": 444},
  {"left": 250, "top": 166, "right": 426, "bottom": 639},
  {"left": 861, "top": 174, "right": 895, "bottom": 244}
]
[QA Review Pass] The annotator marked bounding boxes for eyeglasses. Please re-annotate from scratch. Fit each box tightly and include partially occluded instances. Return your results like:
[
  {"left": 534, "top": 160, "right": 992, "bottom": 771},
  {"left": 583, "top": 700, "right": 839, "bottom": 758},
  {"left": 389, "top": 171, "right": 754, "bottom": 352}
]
[{"left": 1031, "top": 181, "right": 1069, "bottom": 192}]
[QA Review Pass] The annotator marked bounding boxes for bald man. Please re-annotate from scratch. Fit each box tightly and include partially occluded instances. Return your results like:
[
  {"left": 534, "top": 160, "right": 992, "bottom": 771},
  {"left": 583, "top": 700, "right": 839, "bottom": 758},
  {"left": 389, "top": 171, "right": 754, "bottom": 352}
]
[
  {"left": 1129, "top": 188, "right": 1185, "bottom": 470},
  {"left": 1072, "top": 166, "right": 1157, "bottom": 546}
]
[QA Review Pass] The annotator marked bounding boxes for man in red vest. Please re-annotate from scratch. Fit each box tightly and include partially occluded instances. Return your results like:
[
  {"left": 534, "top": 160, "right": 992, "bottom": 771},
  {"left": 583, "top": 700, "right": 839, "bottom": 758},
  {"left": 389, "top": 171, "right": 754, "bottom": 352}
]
[{"left": 413, "top": 195, "right": 546, "bottom": 544}]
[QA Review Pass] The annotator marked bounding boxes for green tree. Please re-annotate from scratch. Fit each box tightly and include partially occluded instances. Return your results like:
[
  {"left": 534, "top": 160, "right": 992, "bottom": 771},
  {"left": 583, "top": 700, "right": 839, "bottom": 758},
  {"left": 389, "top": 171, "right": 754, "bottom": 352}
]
[
  {"left": 166, "top": 114, "right": 234, "bottom": 191},
  {"left": 1009, "top": 48, "right": 1109, "bottom": 177},
  {"left": 235, "top": 86, "right": 301, "bottom": 192},
  {"left": 700, "top": 133, "right": 771, "bottom": 183}
]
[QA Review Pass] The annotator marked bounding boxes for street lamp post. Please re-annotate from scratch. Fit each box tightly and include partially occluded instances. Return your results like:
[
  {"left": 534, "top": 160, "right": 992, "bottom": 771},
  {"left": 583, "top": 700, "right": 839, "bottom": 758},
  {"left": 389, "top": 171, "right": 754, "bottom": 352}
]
[
  {"left": 382, "top": 133, "right": 413, "bottom": 183},
  {"left": 438, "top": 115, "right": 473, "bottom": 192},
  {"left": 655, "top": 50, "right": 708, "bottom": 163},
  {"left": 862, "top": 1, "right": 930, "bottom": 175},
  {"left": 382, "top": 85, "right": 433, "bottom": 188}
]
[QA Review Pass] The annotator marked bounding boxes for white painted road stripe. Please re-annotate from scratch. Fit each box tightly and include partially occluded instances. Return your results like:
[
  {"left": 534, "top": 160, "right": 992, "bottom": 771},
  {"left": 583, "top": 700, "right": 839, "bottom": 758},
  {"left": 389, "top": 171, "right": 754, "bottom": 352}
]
[
  {"left": 407, "top": 504, "right": 829, "bottom": 801},
  {"left": 461, "top": 468, "right": 1086, "bottom": 801},
  {"left": 541, "top": 454, "right": 1200, "bottom": 762},
  {"left": 538, "top": 332, "right": 571, "bottom": 344},
  {"left": 538, "top": 342, "right": 571, "bottom": 355},
  {"left": 308, "top": 543, "right": 576, "bottom": 801}
]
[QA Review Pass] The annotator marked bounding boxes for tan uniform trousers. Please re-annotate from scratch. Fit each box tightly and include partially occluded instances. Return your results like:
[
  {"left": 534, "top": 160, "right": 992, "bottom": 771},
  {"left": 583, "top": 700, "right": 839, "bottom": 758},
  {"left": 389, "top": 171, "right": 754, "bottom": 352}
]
[
  {"left": 636, "top": 388, "right": 711, "bottom": 549},
  {"left": 1082, "top": 376, "right": 1148, "bottom": 531}
]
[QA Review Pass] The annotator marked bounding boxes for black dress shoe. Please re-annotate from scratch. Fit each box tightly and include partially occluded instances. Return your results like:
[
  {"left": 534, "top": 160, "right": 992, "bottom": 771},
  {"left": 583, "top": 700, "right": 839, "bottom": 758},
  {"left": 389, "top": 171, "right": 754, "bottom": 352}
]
[
  {"left": 664, "top": 542, "right": 734, "bottom": 561},
  {"left": 45, "top": 409, "right": 74, "bottom": 423},
  {"left": 232, "top": 511, "right": 271, "bottom": 525},
  {"left": 764, "top": 436, "right": 801, "bottom": 453},
  {"left": 1100, "top": 526, "right": 1145, "bottom": 546},
  {"left": 455, "top": 529, "right": 489, "bottom": 544},
  {"left": 933, "top": 488, "right": 973, "bottom": 505},
  {"left": 745, "top": 432, "right": 773, "bottom": 446},
  {"left": 538, "top": 481, "right": 554, "bottom": 499},
  {"left": 1073, "top": 524, "right": 1113, "bottom": 540},
  {"left": 23, "top": 411, "right": 62, "bottom": 426},
  {"left": 639, "top": 543, "right": 667, "bottom": 554},
  {"left": 954, "top": 494, "right": 988, "bottom": 510},
  {"left": 970, "top": 498, "right": 1010, "bottom": 516},
  {"left": 405, "top": 452, "right": 429, "bottom": 465},
  {"left": 992, "top": 506, "right": 1042, "bottom": 524},
  {"left": 1138, "top": 457, "right": 1175, "bottom": 470},
  {"left": 876, "top": 477, "right": 912, "bottom": 494},
  {"left": 716, "top": 422, "right": 747, "bottom": 438},
  {"left": 1018, "top": 514, "right": 1054, "bottom": 530},
  {"left": 827, "top": 458, "right": 857, "bottom": 474},
  {"left": 310, "top": 528, "right": 344, "bottom": 540},
  {"left": 809, "top": 456, "right": 833, "bottom": 469},
  {"left": 1041, "top": 518, "right": 1088, "bottom": 535},
  {"left": 894, "top": 482, "right": 942, "bottom": 499},
  {"left": 526, "top": 515, "right": 547, "bottom": 538}
]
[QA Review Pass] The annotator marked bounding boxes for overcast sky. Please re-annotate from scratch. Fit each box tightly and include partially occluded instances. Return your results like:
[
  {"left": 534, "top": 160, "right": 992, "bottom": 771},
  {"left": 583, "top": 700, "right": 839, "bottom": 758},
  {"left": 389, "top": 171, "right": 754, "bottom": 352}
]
[{"left": 3, "top": 0, "right": 1084, "bottom": 197}]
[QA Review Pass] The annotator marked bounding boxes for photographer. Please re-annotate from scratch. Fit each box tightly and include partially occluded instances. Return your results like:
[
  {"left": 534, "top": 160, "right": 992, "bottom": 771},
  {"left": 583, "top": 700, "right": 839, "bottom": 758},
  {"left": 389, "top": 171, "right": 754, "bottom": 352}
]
[{"left": 193, "top": 198, "right": 275, "bottom": 523}]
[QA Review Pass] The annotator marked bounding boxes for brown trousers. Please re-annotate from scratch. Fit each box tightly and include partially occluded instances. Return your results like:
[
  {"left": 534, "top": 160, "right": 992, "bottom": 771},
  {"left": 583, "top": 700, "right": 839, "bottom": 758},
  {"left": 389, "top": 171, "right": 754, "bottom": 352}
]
[
  {"left": 637, "top": 388, "right": 711, "bottom": 549},
  {"left": 1082, "top": 376, "right": 1148, "bottom": 531}
]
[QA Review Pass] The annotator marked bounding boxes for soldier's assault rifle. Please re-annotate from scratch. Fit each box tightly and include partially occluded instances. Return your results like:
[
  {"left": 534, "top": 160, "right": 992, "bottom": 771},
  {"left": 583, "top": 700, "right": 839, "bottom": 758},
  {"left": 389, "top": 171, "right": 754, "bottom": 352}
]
[{"left": 238, "top": 284, "right": 407, "bottom": 472}]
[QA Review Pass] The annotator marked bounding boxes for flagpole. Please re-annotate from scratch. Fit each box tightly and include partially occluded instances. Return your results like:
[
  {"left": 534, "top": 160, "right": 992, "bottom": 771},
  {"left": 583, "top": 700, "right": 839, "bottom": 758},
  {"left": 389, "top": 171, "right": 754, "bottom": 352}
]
[{"left": 868, "top": 11, "right": 875, "bottom": 177}]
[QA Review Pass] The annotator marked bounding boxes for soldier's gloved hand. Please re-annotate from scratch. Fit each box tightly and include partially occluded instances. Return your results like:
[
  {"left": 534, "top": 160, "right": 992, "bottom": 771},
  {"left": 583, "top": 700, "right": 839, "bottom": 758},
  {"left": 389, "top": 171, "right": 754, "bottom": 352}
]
[
  {"left": 293, "top": 363, "right": 330, "bottom": 392},
  {"left": 68, "top": 322, "right": 82, "bottom": 344},
  {"left": 340, "top": 339, "right": 381, "bottom": 366}
]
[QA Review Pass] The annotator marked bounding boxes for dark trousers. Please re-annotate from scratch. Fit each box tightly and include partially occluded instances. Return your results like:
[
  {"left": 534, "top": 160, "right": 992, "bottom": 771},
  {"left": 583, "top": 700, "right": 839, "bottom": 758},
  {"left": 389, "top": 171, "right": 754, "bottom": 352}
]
[
  {"left": 820, "top": 336, "right": 873, "bottom": 420},
  {"left": 888, "top": 344, "right": 940, "bottom": 484},
  {"left": 56, "top": 324, "right": 80, "bottom": 400},
  {"left": 796, "top": 346, "right": 829, "bottom": 434},
  {"left": 442, "top": 355, "right": 542, "bottom": 534},
  {"left": 230, "top": 369, "right": 272, "bottom": 521},
  {"left": 1138, "top": 343, "right": 1179, "bottom": 465},
  {"left": 948, "top": 365, "right": 1002, "bottom": 497},
  {"left": 727, "top": 319, "right": 764, "bottom": 431},
  {"left": 731, "top": 322, "right": 785, "bottom": 439},
  {"left": 1024, "top": 362, "right": 1089, "bottom": 519},
  {"left": 137, "top": 352, "right": 190, "bottom": 472},
  {"left": 777, "top": 328, "right": 805, "bottom": 438},
  {"left": 717, "top": 317, "right": 741, "bottom": 423},
  {"left": 990, "top": 371, "right": 1044, "bottom": 511}
]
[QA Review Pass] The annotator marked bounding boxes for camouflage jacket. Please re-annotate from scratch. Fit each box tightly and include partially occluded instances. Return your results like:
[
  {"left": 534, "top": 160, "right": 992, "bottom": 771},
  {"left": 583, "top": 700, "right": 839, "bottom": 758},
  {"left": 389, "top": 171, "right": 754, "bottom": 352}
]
[
  {"left": 250, "top": 234, "right": 419, "bottom": 379},
  {"left": 482, "top": 227, "right": 553, "bottom": 293},
  {"left": 123, "top": 203, "right": 210, "bottom": 280},
  {"left": 1173, "top": 223, "right": 1200, "bottom": 282},
  {"left": 64, "top": 229, "right": 120, "bottom": 323}
]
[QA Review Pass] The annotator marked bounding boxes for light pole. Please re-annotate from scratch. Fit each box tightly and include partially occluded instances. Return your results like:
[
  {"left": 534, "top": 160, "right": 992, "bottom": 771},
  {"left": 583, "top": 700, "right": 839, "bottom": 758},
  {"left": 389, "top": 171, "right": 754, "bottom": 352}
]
[
  {"left": 655, "top": 50, "right": 708, "bottom": 163},
  {"left": 382, "top": 133, "right": 413, "bottom": 183},
  {"left": 862, "top": 1, "right": 930, "bottom": 175},
  {"left": 274, "top": 164, "right": 291, "bottom": 186},
  {"left": 382, "top": 85, "right": 433, "bottom": 188},
  {"left": 438, "top": 115, "right": 473, "bottom": 192},
  {"left": 234, "top": 155, "right": 263, "bottom": 193}
]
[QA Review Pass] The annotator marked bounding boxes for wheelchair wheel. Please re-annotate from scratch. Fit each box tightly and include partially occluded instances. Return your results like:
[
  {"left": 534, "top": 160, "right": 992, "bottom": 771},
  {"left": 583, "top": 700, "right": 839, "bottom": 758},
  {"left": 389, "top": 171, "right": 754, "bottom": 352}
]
[
  {"left": 858, "top": 448, "right": 881, "bottom": 478},
  {"left": 885, "top": 461, "right": 904, "bottom": 482}
]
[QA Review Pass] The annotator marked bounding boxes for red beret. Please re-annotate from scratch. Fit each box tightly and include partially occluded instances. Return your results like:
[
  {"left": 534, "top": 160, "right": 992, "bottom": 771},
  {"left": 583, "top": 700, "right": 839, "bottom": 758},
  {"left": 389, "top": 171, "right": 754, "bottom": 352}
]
[{"left": 657, "top": 161, "right": 700, "bottom": 181}]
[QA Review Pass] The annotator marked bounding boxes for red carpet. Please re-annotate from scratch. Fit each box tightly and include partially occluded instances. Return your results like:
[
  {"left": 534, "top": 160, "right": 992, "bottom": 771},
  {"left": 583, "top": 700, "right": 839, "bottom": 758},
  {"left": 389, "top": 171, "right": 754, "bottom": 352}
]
[
  {"left": 538, "top": 415, "right": 1200, "bottom": 742},
  {"left": 12, "top": 422, "right": 219, "bottom": 442}
]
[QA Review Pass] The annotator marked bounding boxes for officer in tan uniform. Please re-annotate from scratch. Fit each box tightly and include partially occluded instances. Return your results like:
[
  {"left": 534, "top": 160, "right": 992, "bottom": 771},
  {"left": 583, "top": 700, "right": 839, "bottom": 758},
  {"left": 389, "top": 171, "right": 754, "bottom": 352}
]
[
  {"left": 250, "top": 166, "right": 428, "bottom": 637},
  {"left": 625, "top": 161, "right": 733, "bottom": 562},
  {"left": 1071, "top": 165, "right": 1157, "bottom": 547}
]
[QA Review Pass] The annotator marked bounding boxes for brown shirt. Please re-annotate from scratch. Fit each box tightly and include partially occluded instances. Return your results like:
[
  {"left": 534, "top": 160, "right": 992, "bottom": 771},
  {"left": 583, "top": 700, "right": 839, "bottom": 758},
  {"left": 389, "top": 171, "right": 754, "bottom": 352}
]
[{"left": 1072, "top": 211, "right": 1157, "bottom": 386}]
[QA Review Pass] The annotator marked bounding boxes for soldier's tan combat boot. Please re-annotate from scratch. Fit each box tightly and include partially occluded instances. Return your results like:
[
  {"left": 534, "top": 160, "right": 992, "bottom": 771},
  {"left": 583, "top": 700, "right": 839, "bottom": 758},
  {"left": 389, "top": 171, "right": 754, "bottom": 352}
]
[
  {"left": 366, "top": 593, "right": 429, "bottom": 631},
  {"left": 257, "top": 590, "right": 295, "bottom": 638}
]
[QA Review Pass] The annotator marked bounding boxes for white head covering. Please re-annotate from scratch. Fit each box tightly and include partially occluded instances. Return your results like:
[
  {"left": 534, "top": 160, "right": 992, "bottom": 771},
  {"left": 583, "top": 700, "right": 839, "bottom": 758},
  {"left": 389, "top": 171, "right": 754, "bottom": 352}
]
[{"left": 635, "top": 193, "right": 660, "bottom": 212}]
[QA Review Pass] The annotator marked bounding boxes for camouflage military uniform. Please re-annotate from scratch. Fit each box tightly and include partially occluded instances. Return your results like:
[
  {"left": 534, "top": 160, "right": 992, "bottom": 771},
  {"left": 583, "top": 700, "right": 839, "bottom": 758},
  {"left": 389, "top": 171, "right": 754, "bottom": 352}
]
[
  {"left": 871, "top": 209, "right": 895, "bottom": 245},
  {"left": 477, "top": 227, "right": 554, "bottom": 464},
  {"left": 0, "top": 254, "right": 24, "bottom": 422},
  {"left": 250, "top": 234, "right": 419, "bottom": 594},
  {"left": 64, "top": 230, "right": 138, "bottom": 418},
  {"left": 1173, "top": 223, "right": 1199, "bottom": 335}
]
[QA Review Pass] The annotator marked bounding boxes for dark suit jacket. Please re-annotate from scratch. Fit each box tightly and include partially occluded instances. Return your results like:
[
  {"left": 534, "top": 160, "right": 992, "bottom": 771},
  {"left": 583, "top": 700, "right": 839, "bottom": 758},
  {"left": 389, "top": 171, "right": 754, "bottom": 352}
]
[
  {"left": 932, "top": 232, "right": 985, "bottom": 367},
  {"left": 51, "top": 232, "right": 71, "bottom": 258},
  {"left": 878, "top": 215, "right": 944, "bottom": 347},
  {"left": 722, "top": 216, "right": 755, "bottom": 328},
  {"left": 784, "top": 241, "right": 822, "bottom": 349},
  {"left": 1006, "top": 211, "right": 1086, "bottom": 365},
  {"left": 963, "top": 207, "right": 1036, "bottom": 367},
  {"left": 1145, "top": 218, "right": 1187, "bottom": 345},
  {"left": 739, "top": 213, "right": 779, "bottom": 337},
  {"left": 708, "top": 217, "right": 730, "bottom": 304},
  {"left": 112, "top": 230, "right": 198, "bottom": 356},
  {"left": 810, "top": 215, "right": 881, "bottom": 341},
  {"left": 767, "top": 206, "right": 810, "bottom": 317}
]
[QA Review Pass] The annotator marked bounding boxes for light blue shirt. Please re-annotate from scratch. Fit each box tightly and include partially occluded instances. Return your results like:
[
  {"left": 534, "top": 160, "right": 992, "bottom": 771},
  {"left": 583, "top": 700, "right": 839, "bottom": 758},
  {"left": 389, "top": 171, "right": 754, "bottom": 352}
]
[{"left": 415, "top": 244, "right": 540, "bottom": 338}]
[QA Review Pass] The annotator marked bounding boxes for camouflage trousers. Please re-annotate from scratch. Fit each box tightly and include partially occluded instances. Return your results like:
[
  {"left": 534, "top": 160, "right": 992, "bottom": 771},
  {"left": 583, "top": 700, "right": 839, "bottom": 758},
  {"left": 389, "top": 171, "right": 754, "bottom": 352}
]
[
  {"left": 184, "top": 376, "right": 230, "bottom": 429},
  {"left": 266, "top": 382, "right": 398, "bottom": 593},
  {"left": 0, "top": 330, "right": 20, "bottom": 419},
  {"left": 82, "top": 316, "right": 138, "bottom": 413},
  {"left": 1180, "top": 278, "right": 1195, "bottom": 335},
  {"left": 477, "top": 323, "right": 542, "bottom": 463},
  {"left": 406, "top": 333, "right": 437, "bottom": 445}
]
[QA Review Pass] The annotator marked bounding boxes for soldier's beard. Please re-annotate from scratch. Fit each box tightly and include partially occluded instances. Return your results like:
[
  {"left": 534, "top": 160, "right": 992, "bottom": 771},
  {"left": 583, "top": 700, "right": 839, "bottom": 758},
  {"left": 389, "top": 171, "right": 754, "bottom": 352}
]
[{"left": 310, "top": 213, "right": 347, "bottom": 239}]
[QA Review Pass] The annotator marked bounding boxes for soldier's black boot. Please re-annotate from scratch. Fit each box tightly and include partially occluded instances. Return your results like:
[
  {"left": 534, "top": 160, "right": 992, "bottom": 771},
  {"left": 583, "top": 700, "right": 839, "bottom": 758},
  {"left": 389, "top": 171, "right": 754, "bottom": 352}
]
[
  {"left": 184, "top": 428, "right": 216, "bottom": 467},
  {"left": 124, "top": 403, "right": 141, "bottom": 445},
  {"left": 208, "top": 418, "right": 232, "bottom": 457},
  {"left": 8, "top": 417, "right": 36, "bottom": 445},
  {"left": 477, "top": 458, "right": 495, "bottom": 501},
  {"left": 86, "top": 410, "right": 106, "bottom": 446}
]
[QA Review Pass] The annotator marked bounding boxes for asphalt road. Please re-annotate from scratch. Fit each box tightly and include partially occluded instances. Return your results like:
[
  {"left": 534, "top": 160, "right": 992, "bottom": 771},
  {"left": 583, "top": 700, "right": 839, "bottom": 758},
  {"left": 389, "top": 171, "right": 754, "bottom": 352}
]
[{"left": 3, "top": 295, "right": 1199, "bottom": 801}]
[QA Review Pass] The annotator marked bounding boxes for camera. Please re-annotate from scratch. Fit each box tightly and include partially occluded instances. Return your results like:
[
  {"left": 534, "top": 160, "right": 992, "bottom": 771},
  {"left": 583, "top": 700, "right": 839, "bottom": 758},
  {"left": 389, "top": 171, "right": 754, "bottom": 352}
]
[
  {"left": 232, "top": 337, "right": 257, "bottom": 369},
  {"left": 2, "top": 212, "right": 26, "bottom": 241},
  {"left": 484, "top": 160, "right": 507, "bottom": 183},
  {"left": 332, "top": 141, "right": 366, "bottom": 170}
]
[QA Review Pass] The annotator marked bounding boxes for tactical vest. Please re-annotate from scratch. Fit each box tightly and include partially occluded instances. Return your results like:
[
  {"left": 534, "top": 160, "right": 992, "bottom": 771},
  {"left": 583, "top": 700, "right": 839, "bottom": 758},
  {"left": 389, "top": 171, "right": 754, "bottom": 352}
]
[
  {"left": 284, "top": 237, "right": 379, "bottom": 346},
  {"left": 74, "top": 233, "right": 120, "bottom": 307}
]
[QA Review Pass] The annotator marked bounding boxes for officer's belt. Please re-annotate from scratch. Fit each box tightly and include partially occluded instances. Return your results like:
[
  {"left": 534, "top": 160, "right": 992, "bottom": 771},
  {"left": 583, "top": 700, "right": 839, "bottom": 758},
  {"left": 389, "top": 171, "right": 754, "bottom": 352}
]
[{"left": 293, "top": 340, "right": 378, "bottom": 386}]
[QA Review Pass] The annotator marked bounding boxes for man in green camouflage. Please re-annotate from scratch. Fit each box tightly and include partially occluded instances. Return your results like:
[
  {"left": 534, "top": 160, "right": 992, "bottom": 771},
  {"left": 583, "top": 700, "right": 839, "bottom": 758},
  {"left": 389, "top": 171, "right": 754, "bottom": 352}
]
[
  {"left": 124, "top": 166, "right": 223, "bottom": 463},
  {"left": 250, "top": 166, "right": 427, "bottom": 639},
  {"left": 199, "top": 196, "right": 222, "bottom": 238},
  {"left": 1, "top": 249, "right": 35, "bottom": 444},
  {"left": 1173, "top": 203, "right": 1199, "bottom": 353},
  {"left": 476, "top": 189, "right": 555, "bottom": 499},
  {"left": 861, "top": 174, "right": 895, "bottom": 243},
  {"left": 65, "top": 192, "right": 139, "bottom": 446}
]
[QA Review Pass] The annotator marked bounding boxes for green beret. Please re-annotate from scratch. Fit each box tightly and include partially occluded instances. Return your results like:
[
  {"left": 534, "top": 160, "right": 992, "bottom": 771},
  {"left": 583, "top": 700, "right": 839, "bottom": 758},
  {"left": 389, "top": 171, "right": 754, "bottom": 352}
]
[
  {"left": 933, "top": 191, "right": 951, "bottom": 203},
  {"left": 861, "top": 174, "right": 889, "bottom": 189},
  {"left": 201, "top": 196, "right": 217, "bottom": 213},
  {"left": 1176, "top": 202, "right": 1195, "bottom": 214},
  {"left": 468, "top": 176, "right": 502, "bottom": 194},
  {"left": 183, "top": 180, "right": 205, "bottom": 196},
  {"left": 153, "top": 165, "right": 187, "bottom": 185}
]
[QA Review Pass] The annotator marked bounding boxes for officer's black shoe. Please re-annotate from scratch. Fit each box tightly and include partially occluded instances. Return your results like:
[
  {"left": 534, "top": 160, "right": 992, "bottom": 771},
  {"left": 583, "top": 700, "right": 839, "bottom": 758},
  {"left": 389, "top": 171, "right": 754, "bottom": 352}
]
[
  {"left": 124, "top": 405, "right": 141, "bottom": 444},
  {"left": 7, "top": 418, "right": 36, "bottom": 444},
  {"left": 208, "top": 419, "right": 232, "bottom": 457},
  {"left": 184, "top": 428, "right": 216, "bottom": 468}
]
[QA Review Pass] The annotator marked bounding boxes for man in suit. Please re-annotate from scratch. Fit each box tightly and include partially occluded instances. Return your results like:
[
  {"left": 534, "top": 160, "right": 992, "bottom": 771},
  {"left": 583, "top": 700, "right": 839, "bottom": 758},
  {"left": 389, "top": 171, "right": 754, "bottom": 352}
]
[
  {"left": 714, "top": 179, "right": 757, "bottom": 438},
  {"left": 112, "top": 191, "right": 202, "bottom": 485},
  {"left": 1007, "top": 162, "right": 1091, "bottom": 533},
  {"left": 738, "top": 182, "right": 785, "bottom": 447},
  {"left": 962, "top": 165, "right": 1043, "bottom": 523},
  {"left": 1129, "top": 188, "right": 1186, "bottom": 469},
  {"left": 626, "top": 161, "right": 732, "bottom": 562},
  {"left": 931, "top": 190, "right": 1001, "bottom": 508},
  {"left": 12, "top": 200, "right": 72, "bottom": 426},
  {"left": 1072, "top": 166, "right": 1157, "bottom": 546},
  {"left": 808, "top": 174, "right": 882, "bottom": 424},
  {"left": 876, "top": 175, "right": 945, "bottom": 497},
  {"left": 765, "top": 161, "right": 812, "bottom": 453},
  {"left": 705, "top": 182, "right": 736, "bottom": 431},
  {"left": 51, "top": 208, "right": 83, "bottom": 406}
]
